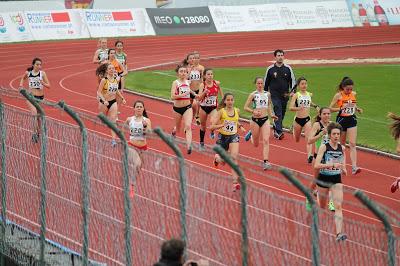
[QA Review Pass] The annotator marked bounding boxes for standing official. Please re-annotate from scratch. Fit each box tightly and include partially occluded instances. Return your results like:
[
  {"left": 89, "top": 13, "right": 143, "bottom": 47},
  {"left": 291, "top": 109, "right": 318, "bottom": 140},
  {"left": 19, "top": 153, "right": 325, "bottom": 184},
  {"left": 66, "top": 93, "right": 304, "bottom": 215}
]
[{"left": 264, "top": 49, "right": 296, "bottom": 139}]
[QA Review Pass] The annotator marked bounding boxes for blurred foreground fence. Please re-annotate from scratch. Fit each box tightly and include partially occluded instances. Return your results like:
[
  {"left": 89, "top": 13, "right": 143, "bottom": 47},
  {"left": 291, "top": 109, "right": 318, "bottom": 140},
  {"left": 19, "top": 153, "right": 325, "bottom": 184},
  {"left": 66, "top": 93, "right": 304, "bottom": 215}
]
[{"left": 0, "top": 88, "right": 398, "bottom": 266}]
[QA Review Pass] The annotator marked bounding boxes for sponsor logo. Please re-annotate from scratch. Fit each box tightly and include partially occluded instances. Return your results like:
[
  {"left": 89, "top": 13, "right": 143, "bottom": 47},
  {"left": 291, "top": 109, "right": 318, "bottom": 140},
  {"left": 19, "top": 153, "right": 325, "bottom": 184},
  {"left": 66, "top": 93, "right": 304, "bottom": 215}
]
[
  {"left": 0, "top": 16, "right": 6, "bottom": 33},
  {"left": 85, "top": 11, "right": 132, "bottom": 22},
  {"left": 27, "top": 12, "right": 70, "bottom": 24},
  {"left": 10, "top": 13, "right": 26, "bottom": 32}
]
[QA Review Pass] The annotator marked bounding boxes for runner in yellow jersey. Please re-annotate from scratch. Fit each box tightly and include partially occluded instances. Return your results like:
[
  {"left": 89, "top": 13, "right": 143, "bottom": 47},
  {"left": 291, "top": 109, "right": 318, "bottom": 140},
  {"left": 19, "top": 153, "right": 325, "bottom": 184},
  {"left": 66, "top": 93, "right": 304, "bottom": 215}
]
[{"left": 210, "top": 93, "right": 246, "bottom": 192}]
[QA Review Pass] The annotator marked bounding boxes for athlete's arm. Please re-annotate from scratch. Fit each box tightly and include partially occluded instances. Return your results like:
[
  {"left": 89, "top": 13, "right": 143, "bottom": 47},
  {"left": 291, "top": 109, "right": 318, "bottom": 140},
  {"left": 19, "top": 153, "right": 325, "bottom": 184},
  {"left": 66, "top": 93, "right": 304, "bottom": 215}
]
[
  {"left": 19, "top": 71, "right": 28, "bottom": 88},
  {"left": 118, "top": 61, "right": 128, "bottom": 76},
  {"left": 289, "top": 94, "right": 301, "bottom": 111},
  {"left": 314, "top": 145, "right": 331, "bottom": 169},
  {"left": 243, "top": 93, "right": 254, "bottom": 113},
  {"left": 210, "top": 110, "right": 224, "bottom": 130},
  {"left": 329, "top": 93, "right": 341, "bottom": 112},
  {"left": 116, "top": 89, "right": 126, "bottom": 104},
  {"left": 197, "top": 83, "right": 206, "bottom": 101},
  {"left": 267, "top": 92, "right": 278, "bottom": 120},
  {"left": 97, "top": 78, "right": 107, "bottom": 103},
  {"left": 41, "top": 71, "right": 50, "bottom": 88},
  {"left": 93, "top": 50, "right": 100, "bottom": 64},
  {"left": 308, "top": 122, "right": 322, "bottom": 144},
  {"left": 341, "top": 145, "right": 347, "bottom": 175}
]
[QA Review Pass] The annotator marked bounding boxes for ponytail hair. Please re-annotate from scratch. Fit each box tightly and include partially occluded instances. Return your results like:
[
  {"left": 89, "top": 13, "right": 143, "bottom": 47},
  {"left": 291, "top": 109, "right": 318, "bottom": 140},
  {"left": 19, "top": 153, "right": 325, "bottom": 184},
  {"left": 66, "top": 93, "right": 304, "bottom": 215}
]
[
  {"left": 388, "top": 112, "right": 400, "bottom": 140},
  {"left": 134, "top": 100, "right": 148, "bottom": 118},
  {"left": 182, "top": 52, "right": 193, "bottom": 67},
  {"left": 218, "top": 92, "right": 234, "bottom": 110},
  {"left": 27, "top": 57, "right": 42, "bottom": 72},
  {"left": 337, "top": 76, "right": 353, "bottom": 92},
  {"left": 95, "top": 63, "right": 109, "bottom": 78},
  {"left": 314, "top": 107, "right": 330, "bottom": 123}
]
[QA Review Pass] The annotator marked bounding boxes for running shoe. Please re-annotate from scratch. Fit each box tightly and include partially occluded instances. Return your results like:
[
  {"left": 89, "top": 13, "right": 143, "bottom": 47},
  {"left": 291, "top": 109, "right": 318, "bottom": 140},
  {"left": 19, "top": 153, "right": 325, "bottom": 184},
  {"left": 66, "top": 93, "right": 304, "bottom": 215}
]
[
  {"left": 171, "top": 129, "right": 176, "bottom": 139},
  {"left": 352, "top": 167, "right": 361, "bottom": 175},
  {"left": 244, "top": 130, "right": 252, "bottom": 142},
  {"left": 274, "top": 132, "right": 284, "bottom": 140},
  {"left": 336, "top": 233, "right": 347, "bottom": 242},
  {"left": 195, "top": 116, "right": 201, "bottom": 126},
  {"left": 328, "top": 200, "right": 335, "bottom": 212},
  {"left": 129, "top": 184, "right": 135, "bottom": 199},
  {"left": 187, "top": 145, "right": 192, "bottom": 155},
  {"left": 213, "top": 156, "right": 219, "bottom": 168},
  {"left": 111, "top": 139, "right": 117, "bottom": 147},
  {"left": 307, "top": 155, "right": 313, "bottom": 164},
  {"left": 31, "top": 133, "right": 39, "bottom": 143},
  {"left": 210, "top": 131, "right": 215, "bottom": 139},
  {"left": 233, "top": 182, "right": 240, "bottom": 192},
  {"left": 390, "top": 178, "right": 400, "bottom": 193},
  {"left": 305, "top": 199, "right": 312, "bottom": 212},
  {"left": 263, "top": 161, "right": 272, "bottom": 171},
  {"left": 199, "top": 142, "right": 205, "bottom": 152}
]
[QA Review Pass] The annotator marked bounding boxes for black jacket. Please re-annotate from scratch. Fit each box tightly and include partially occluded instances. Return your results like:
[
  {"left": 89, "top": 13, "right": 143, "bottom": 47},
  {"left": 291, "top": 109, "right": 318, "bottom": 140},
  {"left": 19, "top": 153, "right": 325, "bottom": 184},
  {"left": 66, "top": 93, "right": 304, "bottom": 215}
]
[{"left": 264, "top": 63, "right": 296, "bottom": 97}]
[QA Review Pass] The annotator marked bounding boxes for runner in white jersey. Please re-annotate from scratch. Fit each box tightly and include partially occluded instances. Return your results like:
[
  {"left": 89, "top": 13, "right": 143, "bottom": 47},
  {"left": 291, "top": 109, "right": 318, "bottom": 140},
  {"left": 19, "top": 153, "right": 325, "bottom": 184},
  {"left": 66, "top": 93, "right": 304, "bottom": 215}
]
[
  {"left": 92, "top": 38, "right": 109, "bottom": 64},
  {"left": 19, "top": 57, "right": 50, "bottom": 143},
  {"left": 125, "top": 100, "right": 151, "bottom": 198},
  {"left": 289, "top": 77, "right": 319, "bottom": 163},
  {"left": 244, "top": 77, "right": 277, "bottom": 170},
  {"left": 188, "top": 51, "right": 204, "bottom": 125},
  {"left": 171, "top": 64, "right": 196, "bottom": 154}
]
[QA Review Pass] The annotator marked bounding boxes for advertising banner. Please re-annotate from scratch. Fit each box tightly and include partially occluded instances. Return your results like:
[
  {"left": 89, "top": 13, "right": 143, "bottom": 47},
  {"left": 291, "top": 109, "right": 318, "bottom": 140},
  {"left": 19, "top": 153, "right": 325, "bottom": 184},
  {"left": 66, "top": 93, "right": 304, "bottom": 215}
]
[
  {"left": 0, "top": 12, "right": 33, "bottom": 43},
  {"left": 146, "top": 7, "right": 217, "bottom": 35},
  {"left": 84, "top": 8, "right": 155, "bottom": 37},
  {"left": 209, "top": 4, "right": 283, "bottom": 32},
  {"left": 25, "top": 10, "right": 90, "bottom": 40},
  {"left": 346, "top": 0, "right": 400, "bottom": 26},
  {"left": 276, "top": 1, "right": 353, "bottom": 29}
]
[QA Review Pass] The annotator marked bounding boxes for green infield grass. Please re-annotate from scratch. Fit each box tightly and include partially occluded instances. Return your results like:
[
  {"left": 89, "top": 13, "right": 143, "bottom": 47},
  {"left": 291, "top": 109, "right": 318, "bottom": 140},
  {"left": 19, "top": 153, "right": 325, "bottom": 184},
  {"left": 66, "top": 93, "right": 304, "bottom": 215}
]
[{"left": 125, "top": 64, "right": 400, "bottom": 153}]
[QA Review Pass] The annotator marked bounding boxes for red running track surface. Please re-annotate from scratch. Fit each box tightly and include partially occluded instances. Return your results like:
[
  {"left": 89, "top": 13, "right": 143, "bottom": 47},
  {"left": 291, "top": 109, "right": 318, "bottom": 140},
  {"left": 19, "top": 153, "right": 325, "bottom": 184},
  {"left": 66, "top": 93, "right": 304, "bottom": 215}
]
[{"left": 0, "top": 26, "right": 399, "bottom": 264}]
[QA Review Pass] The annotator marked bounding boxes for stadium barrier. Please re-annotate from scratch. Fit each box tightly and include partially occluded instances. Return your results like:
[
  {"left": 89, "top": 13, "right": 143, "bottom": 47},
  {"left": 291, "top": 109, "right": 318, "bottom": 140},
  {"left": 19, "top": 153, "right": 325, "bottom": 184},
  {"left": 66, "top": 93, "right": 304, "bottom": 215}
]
[
  {"left": 0, "top": 87, "right": 398, "bottom": 265},
  {"left": 1, "top": 0, "right": 399, "bottom": 43}
]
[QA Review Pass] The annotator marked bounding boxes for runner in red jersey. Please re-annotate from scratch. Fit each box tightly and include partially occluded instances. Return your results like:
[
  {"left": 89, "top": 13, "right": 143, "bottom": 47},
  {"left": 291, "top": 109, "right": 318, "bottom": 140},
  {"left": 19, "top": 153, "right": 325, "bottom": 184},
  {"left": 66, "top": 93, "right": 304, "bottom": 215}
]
[{"left": 197, "top": 68, "right": 223, "bottom": 150}]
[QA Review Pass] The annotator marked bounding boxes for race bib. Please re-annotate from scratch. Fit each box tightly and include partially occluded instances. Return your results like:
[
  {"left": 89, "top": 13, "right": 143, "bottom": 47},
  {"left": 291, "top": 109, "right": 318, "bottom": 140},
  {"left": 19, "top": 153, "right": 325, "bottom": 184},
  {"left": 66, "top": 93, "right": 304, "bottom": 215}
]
[
  {"left": 204, "top": 96, "right": 217, "bottom": 106},
  {"left": 342, "top": 104, "right": 355, "bottom": 115},
  {"left": 326, "top": 157, "right": 341, "bottom": 172},
  {"left": 178, "top": 86, "right": 190, "bottom": 95},
  {"left": 108, "top": 82, "right": 118, "bottom": 93},
  {"left": 298, "top": 96, "right": 311, "bottom": 108},
  {"left": 190, "top": 71, "right": 201, "bottom": 80},
  {"left": 28, "top": 77, "right": 41, "bottom": 89},
  {"left": 223, "top": 120, "right": 236, "bottom": 133},
  {"left": 130, "top": 127, "right": 143, "bottom": 137}
]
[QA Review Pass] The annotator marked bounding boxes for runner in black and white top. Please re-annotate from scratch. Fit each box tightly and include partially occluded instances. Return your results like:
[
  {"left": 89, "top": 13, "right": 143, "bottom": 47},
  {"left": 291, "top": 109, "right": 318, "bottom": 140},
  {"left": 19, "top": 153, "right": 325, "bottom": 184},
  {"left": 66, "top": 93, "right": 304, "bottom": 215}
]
[
  {"left": 92, "top": 38, "right": 109, "bottom": 64},
  {"left": 19, "top": 57, "right": 50, "bottom": 143},
  {"left": 314, "top": 122, "right": 347, "bottom": 242},
  {"left": 244, "top": 77, "right": 277, "bottom": 170}
]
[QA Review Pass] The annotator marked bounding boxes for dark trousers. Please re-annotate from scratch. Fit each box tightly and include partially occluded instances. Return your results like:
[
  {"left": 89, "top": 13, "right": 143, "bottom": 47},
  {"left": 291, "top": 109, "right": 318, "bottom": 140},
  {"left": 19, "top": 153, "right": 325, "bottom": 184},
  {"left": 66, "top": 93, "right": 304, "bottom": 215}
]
[{"left": 271, "top": 94, "right": 288, "bottom": 134}]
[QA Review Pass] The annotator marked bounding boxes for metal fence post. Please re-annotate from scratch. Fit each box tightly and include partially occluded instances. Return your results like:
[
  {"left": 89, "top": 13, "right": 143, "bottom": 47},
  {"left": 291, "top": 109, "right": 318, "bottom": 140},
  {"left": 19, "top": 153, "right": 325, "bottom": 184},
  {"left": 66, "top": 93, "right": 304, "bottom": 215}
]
[
  {"left": 97, "top": 113, "right": 132, "bottom": 266},
  {"left": 279, "top": 168, "right": 320, "bottom": 266},
  {"left": 153, "top": 127, "right": 188, "bottom": 259},
  {"left": 0, "top": 100, "right": 7, "bottom": 266},
  {"left": 354, "top": 190, "right": 396, "bottom": 266},
  {"left": 213, "top": 145, "right": 248, "bottom": 266},
  {"left": 57, "top": 101, "right": 89, "bottom": 266},
  {"left": 20, "top": 89, "right": 48, "bottom": 266}
]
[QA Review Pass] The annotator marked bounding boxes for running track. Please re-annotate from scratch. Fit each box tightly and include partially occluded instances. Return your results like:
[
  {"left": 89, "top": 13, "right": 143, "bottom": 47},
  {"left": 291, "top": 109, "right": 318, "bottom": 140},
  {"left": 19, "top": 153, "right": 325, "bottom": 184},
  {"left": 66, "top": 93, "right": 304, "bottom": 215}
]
[{"left": 0, "top": 26, "right": 400, "bottom": 264}]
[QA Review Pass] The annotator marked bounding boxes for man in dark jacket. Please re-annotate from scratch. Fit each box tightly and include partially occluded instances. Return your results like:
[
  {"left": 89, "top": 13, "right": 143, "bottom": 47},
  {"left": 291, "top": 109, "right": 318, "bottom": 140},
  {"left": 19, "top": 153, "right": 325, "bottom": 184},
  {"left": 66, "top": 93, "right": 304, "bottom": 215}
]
[{"left": 264, "top": 49, "right": 296, "bottom": 139}]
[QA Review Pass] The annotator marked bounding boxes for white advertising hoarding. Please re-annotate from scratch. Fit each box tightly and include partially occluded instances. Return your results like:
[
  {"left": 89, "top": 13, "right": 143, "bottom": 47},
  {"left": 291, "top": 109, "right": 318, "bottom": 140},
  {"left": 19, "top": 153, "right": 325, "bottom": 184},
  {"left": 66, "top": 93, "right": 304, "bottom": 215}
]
[
  {"left": 209, "top": 4, "right": 284, "bottom": 32},
  {"left": 276, "top": 1, "right": 353, "bottom": 29},
  {"left": 84, "top": 8, "right": 155, "bottom": 38},
  {"left": 25, "top": 10, "right": 90, "bottom": 40},
  {"left": 0, "top": 12, "right": 33, "bottom": 43}
]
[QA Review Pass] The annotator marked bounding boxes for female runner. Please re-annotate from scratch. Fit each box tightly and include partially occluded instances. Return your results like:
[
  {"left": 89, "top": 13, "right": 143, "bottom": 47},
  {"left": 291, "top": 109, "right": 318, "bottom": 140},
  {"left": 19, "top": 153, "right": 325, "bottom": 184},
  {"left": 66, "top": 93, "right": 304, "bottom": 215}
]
[
  {"left": 19, "top": 57, "right": 50, "bottom": 143},
  {"left": 92, "top": 38, "right": 109, "bottom": 64},
  {"left": 188, "top": 51, "right": 205, "bottom": 125},
  {"left": 243, "top": 77, "right": 277, "bottom": 170},
  {"left": 388, "top": 112, "right": 400, "bottom": 193},
  {"left": 211, "top": 93, "right": 246, "bottom": 191},
  {"left": 115, "top": 40, "right": 128, "bottom": 70}
]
